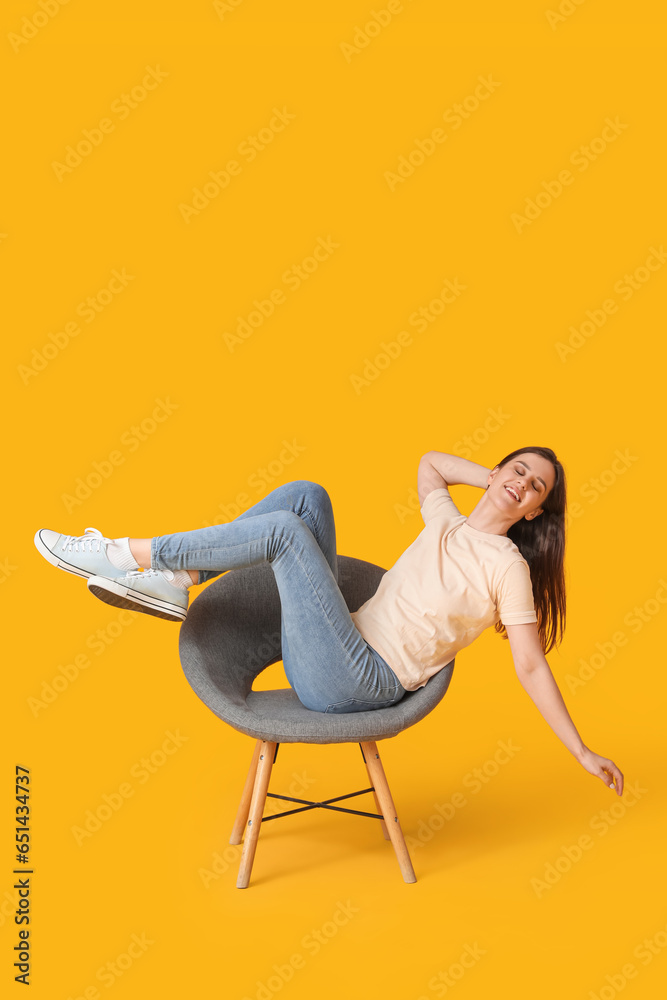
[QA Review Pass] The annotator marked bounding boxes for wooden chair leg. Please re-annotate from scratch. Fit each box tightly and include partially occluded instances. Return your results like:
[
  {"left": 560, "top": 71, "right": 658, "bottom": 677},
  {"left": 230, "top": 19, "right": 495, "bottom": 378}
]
[
  {"left": 361, "top": 740, "right": 417, "bottom": 884},
  {"left": 361, "top": 748, "right": 390, "bottom": 840},
  {"left": 236, "top": 740, "right": 277, "bottom": 889},
  {"left": 229, "top": 740, "right": 262, "bottom": 845}
]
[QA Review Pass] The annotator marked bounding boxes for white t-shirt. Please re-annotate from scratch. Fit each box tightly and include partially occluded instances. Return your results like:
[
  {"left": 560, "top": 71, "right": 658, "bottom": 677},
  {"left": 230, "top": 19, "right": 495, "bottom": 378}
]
[{"left": 350, "top": 486, "right": 537, "bottom": 691}]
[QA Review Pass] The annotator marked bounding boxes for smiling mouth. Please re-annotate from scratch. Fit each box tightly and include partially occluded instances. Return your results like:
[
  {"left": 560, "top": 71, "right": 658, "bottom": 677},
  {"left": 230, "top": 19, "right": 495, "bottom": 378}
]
[{"left": 504, "top": 485, "right": 521, "bottom": 503}]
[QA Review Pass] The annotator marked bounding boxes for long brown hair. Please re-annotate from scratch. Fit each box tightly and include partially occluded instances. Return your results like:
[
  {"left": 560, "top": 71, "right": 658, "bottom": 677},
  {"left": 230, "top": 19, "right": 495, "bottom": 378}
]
[{"left": 492, "top": 446, "right": 567, "bottom": 654}]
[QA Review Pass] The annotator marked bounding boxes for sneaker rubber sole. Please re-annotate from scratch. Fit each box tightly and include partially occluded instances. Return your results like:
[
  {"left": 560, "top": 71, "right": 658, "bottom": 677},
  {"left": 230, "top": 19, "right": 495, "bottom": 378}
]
[{"left": 87, "top": 576, "right": 187, "bottom": 623}]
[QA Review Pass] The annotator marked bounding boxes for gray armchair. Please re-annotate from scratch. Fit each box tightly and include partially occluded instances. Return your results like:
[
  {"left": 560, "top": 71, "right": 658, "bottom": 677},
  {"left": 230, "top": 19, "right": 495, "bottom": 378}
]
[{"left": 179, "top": 555, "right": 455, "bottom": 887}]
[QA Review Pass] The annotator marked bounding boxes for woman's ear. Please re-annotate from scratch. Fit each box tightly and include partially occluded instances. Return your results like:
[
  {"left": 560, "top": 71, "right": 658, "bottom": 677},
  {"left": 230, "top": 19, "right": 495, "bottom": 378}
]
[
  {"left": 486, "top": 464, "right": 500, "bottom": 489},
  {"left": 525, "top": 507, "right": 544, "bottom": 520}
]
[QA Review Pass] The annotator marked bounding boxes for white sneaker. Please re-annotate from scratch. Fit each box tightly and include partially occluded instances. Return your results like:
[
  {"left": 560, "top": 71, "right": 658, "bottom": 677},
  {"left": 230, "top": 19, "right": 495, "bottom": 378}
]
[
  {"left": 34, "top": 528, "right": 128, "bottom": 581},
  {"left": 87, "top": 569, "right": 189, "bottom": 623}
]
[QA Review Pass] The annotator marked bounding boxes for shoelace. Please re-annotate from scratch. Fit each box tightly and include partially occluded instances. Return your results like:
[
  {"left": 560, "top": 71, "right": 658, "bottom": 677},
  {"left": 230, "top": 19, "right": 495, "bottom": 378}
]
[
  {"left": 125, "top": 568, "right": 175, "bottom": 582},
  {"left": 61, "top": 527, "right": 112, "bottom": 554}
]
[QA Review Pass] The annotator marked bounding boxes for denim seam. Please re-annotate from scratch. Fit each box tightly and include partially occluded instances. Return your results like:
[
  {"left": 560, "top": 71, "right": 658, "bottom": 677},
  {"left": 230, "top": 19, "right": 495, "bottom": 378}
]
[
  {"left": 330, "top": 685, "right": 402, "bottom": 706},
  {"left": 324, "top": 689, "right": 403, "bottom": 713},
  {"left": 300, "top": 501, "right": 338, "bottom": 582}
]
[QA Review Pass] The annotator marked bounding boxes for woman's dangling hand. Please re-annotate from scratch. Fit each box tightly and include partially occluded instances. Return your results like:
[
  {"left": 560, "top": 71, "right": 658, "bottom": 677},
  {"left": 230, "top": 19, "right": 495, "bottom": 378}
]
[{"left": 577, "top": 747, "right": 624, "bottom": 795}]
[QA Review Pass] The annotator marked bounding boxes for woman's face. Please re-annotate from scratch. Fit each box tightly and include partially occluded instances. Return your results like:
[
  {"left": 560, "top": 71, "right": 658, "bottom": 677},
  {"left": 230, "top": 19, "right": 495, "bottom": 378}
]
[{"left": 487, "top": 452, "right": 556, "bottom": 522}]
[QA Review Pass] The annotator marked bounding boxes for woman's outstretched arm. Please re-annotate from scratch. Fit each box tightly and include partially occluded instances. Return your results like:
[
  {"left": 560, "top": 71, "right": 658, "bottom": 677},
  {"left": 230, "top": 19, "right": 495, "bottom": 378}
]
[{"left": 505, "top": 622, "right": 625, "bottom": 796}]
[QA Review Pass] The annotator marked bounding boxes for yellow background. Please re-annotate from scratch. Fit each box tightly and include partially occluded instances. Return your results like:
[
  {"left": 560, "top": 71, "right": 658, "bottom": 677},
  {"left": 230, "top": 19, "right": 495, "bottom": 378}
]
[{"left": 3, "top": 1, "right": 666, "bottom": 997}]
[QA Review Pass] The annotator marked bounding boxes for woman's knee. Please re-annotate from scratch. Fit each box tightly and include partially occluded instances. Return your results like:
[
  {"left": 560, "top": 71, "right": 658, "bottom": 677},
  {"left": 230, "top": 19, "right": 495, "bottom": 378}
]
[{"left": 292, "top": 480, "right": 332, "bottom": 512}]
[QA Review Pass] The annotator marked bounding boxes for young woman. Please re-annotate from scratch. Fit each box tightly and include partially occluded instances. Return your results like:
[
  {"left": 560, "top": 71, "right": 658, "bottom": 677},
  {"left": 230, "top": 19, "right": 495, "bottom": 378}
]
[{"left": 34, "top": 446, "right": 624, "bottom": 796}]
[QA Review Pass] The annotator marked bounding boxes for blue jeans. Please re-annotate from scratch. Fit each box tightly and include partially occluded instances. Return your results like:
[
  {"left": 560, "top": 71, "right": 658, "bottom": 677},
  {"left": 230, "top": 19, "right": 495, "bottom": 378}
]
[{"left": 150, "top": 480, "right": 407, "bottom": 715}]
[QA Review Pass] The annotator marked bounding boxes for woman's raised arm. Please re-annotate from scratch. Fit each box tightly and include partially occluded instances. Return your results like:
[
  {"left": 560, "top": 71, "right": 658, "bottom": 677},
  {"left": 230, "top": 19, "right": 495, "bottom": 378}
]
[
  {"left": 505, "top": 622, "right": 625, "bottom": 796},
  {"left": 417, "top": 451, "right": 491, "bottom": 504}
]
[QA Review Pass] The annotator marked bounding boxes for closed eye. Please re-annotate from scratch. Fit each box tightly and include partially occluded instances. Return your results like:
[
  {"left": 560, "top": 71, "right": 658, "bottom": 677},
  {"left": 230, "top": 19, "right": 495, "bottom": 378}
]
[{"left": 515, "top": 465, "right": 541, "bottom": 492}]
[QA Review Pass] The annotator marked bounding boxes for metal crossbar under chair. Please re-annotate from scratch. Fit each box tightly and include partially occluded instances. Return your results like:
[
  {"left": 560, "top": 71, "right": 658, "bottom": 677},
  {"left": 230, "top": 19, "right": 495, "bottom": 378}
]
[{"left": 178, "top": 557, "right": 455, "bottom": 888}]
